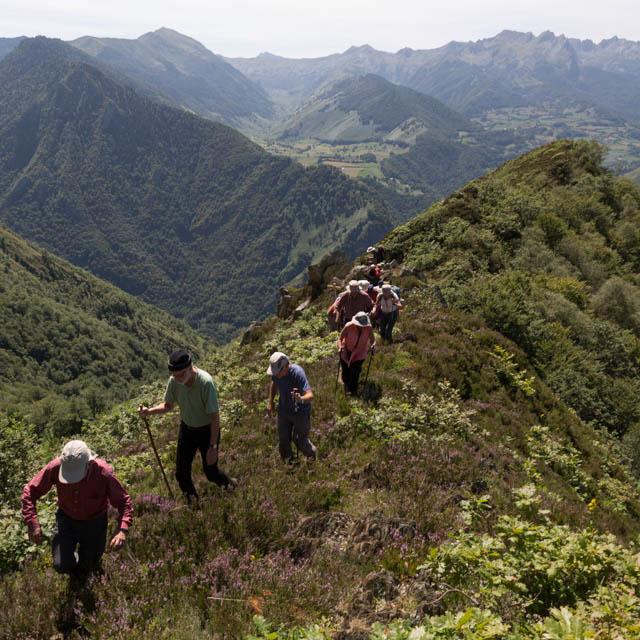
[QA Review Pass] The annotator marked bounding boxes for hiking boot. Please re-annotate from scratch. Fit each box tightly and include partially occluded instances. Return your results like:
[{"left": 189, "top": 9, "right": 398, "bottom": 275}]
[{"left": 223, "top": 477, "right": 238, "bottom": 492}]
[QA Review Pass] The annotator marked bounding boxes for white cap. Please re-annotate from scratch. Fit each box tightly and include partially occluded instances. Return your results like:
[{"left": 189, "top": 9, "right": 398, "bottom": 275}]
[
  {"left": 367, "top": 246, "right": 375, "bottom": 253},
  {"left": 358, "top": 279, "right": 370, "bottom": 290},
  {"left": 267, "top": 351, "right": 289, "bottom": 376},
  {"left": 348, "top": 280, "right": 360, "bottom": 290},
  {"left": 353, "top": 311, "right": 371, "bottom": 327},
  {"left": 59, "top": 440, "right": 96, "bottom": 484}
]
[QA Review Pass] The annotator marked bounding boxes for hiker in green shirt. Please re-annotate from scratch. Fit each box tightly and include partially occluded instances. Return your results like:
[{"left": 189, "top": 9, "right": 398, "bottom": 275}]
[{"left": 139, "top": 350, "right": 235, "bottom": 501}]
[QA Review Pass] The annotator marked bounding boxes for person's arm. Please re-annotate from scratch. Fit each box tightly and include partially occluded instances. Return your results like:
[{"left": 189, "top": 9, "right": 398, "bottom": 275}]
[
  {"left": 338, "top": 326, "right": 347, "bottom": 351},
  {"left": 21, "top": 463, "right": 56, "bottom": 544},
  {"left": 267, "top": 380, "right": 277, "bottom": 417},
  {"left": 138, "top": 401, "right": 173, "bottom": 416},
  {"left": 107, "top": 472, "right": 133, "bottom": 549},
  {"left": 292, "top": 370, "right": 313, "bottom": 405}
]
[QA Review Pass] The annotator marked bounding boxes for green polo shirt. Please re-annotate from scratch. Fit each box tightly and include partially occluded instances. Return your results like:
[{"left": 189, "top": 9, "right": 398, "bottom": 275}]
[{"left": 164, "top": 369, "right": 219, "bottom": 427}]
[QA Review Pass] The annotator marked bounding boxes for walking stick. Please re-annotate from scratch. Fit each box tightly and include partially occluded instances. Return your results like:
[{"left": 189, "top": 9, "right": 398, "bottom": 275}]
[
  {"left": 334, "top": 356, "right": 341, "bottom": 394},
  {"left": 139, "top": 410, "right": 175, "bottom": 499},
  {"left": 360, "top": 349, "right": 374, "bottom": 393}
]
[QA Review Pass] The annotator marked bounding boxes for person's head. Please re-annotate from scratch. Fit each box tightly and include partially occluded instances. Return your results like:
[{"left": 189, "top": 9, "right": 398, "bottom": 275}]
[
  {"left": 367, "top": 246, "right": 375, "bottom": 254},
  {"left": 358, "top": 279, "right": 369, "bottom": 291},
  {"left": 59, "top": 440, "right": 96, "bottom": 484},
  {"left": 348, "top": 280, "right": 360, "bottom": 295},
  {"left": 267, "top": 351, "right": 290, "bottom": 378},
  {"left": 381, "top": 283, "right": 393, "bottom": 298},
  {"left": 168, "top": 349, "right": 195, "bottom": 385},
  {"left": 353, "top": 311, "right": 371, "bottom": 327}
]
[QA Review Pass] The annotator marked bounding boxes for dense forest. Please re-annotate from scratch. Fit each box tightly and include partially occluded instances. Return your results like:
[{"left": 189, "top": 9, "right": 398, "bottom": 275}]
[
  {"left": 3, "top": 141, "right": 640, "bottom": 638},
  {"left": 0, "top": 225, "right": 208, "bottom": 436}
]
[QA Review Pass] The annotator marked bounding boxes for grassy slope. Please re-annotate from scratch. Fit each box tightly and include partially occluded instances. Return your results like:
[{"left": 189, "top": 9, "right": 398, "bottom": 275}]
[
  {"left": 0, "top": 224, "right": 208, "bottom": 432},
  {"left": 2, "top": 140, "right": 640, "bottom": 639}
]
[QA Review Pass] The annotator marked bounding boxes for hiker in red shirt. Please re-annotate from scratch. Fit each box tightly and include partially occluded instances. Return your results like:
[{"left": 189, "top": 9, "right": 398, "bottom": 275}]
[
  {"left": 338, "top": 311, "right": 376, "bottom": 395},
  {"left": 334, "top": 280, "right": 373, "bottom": 328},
  {"left": 22, "top": 440, "right": 133, "bottom": 581}
]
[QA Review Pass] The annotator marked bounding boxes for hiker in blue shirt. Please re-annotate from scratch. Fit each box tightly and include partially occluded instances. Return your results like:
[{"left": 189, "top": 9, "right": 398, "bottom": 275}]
[{"left": 266, "top": 352, "right": 317, "bottom": 464}]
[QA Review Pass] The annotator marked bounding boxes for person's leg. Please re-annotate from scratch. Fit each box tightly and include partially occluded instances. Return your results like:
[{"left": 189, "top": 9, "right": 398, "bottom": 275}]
[
  {"left": 277, "top": 412, "right": 295, "bottom": 462},
  {"left": 349, "top": 360, "right": 364, "bottom": 395},
  {"left": 198, "top": 426, "right": 233, "bottom": 488},
  {"left": 387, "top": 310, "right": 398, "bottom": 342},
  {"left": 52, "top": 510, "right": 78, "bottom": 575},
  {"left": 76, "top": 513, "right": 108, "bottom": 574},
  {"left": 379, "top": 313, "right": 390, "bottom": 341},
  {"left": 175, "top": 423, "right": 199, "bottom": 499},
  {"left": 293, "top": 413, "right": 317, "bottom": 460}
]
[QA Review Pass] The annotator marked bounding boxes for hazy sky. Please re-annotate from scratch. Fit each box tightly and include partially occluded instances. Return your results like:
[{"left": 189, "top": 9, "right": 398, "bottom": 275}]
[{"left": 0, "top": 0, "right": 637, "bottom": 58}]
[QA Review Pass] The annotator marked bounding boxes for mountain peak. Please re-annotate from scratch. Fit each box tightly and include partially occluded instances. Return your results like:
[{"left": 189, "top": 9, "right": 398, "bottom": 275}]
[{"left": 344, "top": 44, "right": 377, "bottom": 54}]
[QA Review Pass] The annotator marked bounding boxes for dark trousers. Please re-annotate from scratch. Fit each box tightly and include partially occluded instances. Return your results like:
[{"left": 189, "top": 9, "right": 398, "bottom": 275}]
[
  {"left": 52, "top": 509, "right": 107, "bottom": 576},
  {"left": 176, "top": 422, "right": 232, "bottom": 498},
  {"left": 379, "top": 310, "right": 398, "bottom": 342},
  {"left": 341, "top": 358, "right": 364, "bottom": 395},
  {"left": 277, "top": 411, "right": 317, "bottom": 462}
]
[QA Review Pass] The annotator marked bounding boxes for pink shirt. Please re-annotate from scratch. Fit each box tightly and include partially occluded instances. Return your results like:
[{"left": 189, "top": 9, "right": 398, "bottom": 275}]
[
  {"left": 22, "top": 458, "right": 133, "bottom": 531},
  {"left": 340, "top": 323, "right": 374, "bottom": 364}
]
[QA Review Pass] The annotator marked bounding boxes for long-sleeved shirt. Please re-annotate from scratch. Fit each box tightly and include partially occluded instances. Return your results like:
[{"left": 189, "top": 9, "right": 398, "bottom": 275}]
[
  {"left": 340, "top": 322, "right": 374, "bottom": 365},
  {"left": 22, "top": 458, "right": 133, "bottom": 532},
  {"left": 335, "top": 291, "right": 373, "bottom": 325}
]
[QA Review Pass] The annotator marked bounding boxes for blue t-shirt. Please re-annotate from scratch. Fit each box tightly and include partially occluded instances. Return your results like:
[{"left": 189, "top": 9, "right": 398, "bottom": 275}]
[{"left": 272, "top": 363, "right": 311, "bottom": 415}]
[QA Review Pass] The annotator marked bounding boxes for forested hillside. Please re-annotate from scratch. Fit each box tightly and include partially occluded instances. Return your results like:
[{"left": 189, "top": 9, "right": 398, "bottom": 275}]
[
  {"left": 3, "top": 140, "right": 640, "bottom": 639},
  {"left": 0, "top": 224, "right": 207, "bottom": 435},
  {"left": 0, "top": 37, "right": 392, "bottom": 340}
]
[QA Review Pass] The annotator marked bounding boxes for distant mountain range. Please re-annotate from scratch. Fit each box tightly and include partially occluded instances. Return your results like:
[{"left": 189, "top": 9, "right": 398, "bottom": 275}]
[
  {"left": 229, "top": 30, "right": 640, "bottom": 121},
  {"left": 0, "top": 37, "right": 392, "bottom": 340},
  {"left": 70, "top": 28, "right": 274, "bottom": 126}
]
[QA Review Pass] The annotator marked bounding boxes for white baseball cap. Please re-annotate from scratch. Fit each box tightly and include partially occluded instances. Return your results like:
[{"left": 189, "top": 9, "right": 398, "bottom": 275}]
[
  {"left": 59, "top": 440, "right": 96, "bottom": 484},
  {"left": 267, "top": 352, "right": 289, "bottom": 376}
]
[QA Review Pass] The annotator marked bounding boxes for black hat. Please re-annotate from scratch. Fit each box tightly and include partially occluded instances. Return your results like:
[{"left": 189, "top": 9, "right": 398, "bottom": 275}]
[{"left": 168, "top": 350, "right": 192, "bottom": 372}]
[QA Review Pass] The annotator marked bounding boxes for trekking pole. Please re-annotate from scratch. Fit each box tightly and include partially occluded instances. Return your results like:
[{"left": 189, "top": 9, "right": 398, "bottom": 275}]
[
  {"left": 291, "top": 389, "right": 300, "bottom": 460},
  {"left": 139, "top": 410, "right": 175, "bottom": 499},
  {"left": 334, "top": 356, "right": 341, "bottom": 394},
  {"left": 360, "top": 349, "right": 374, "bottom": 392}
]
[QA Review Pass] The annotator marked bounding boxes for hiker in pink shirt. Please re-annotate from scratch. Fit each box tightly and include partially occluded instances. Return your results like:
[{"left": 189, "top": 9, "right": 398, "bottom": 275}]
[
  {"left": 338, "top": 311, "right": 376, "bottom": 395},
  {"left": 22, "top": 440, "right": 132, "bottom": 582}
]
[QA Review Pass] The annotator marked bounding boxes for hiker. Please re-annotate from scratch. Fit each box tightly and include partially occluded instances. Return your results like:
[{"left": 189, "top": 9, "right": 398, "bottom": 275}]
[
  {"left": 138, "top": 350, "right": 235, "bottom": 502},
  {"left": 364, "top": 281, "right": 379, "bottom": 303},
  {"left": 22, "top": 440, "right": 132, "bottom": 581},
  {"left": 334, "top": 280, "right": 373, "bottom": 328},
  {"left": 338, "top": 311, "right": 376, "bottom": 395},
  {"left": 366, "top": 257, "right": 383, "bottom": 285},
  {"left": 266, "top": 352, "right": 317, "bottom": 464},
  {"left": 376, "top": 283, "right": 403, "bottom": 343},
  {"left": 327, "top": 289, "right": 347, "bottom": 331},
  {"left": 368, "top": 245, "right": 386, "bottom": 264}
]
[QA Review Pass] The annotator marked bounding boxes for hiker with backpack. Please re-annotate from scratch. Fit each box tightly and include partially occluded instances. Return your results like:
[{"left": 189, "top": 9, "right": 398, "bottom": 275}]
[
  {"left": 375, "top": 283, "right": 403, "bottom": 343},
  {"left": 138, "top": 350, "right": 236, "bottom": 503},
  {"left": 22, "top": 440, "right": 133, "bottom": 583},
  {"left": 334, "top": 280, "right": 373, "bottom": 328},
  {"left": 338, "top": 311, "right": 376, "bottom": 395},
  {"left": 266, "top": 352, "right": 317, "bottom": 464}
]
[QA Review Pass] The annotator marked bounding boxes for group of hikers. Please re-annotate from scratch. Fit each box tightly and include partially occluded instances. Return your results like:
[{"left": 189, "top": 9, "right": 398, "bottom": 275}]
[{"left": 20, "top": 246, "right": 404, "bottom": 586}]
